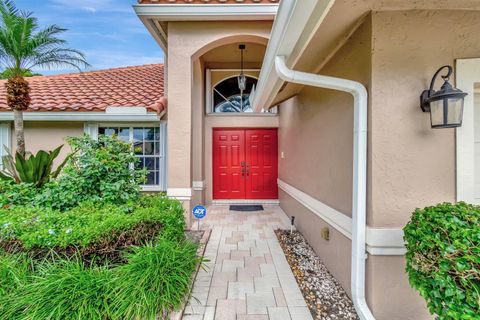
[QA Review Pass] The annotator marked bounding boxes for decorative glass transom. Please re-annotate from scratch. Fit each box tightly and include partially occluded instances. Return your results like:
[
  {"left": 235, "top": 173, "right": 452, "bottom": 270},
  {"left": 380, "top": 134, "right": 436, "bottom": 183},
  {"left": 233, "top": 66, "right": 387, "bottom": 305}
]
[{"left": 213, "top": 76, "right": 258, "bottom": 113}]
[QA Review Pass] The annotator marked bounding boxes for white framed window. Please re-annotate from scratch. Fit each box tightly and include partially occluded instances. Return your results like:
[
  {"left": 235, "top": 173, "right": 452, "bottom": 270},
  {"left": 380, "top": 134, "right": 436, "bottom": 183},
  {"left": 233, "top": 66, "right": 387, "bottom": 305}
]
[
  {"left": 84, "top": 122, "right": 167, "bottom": 192},
  {"left": 456, "top": 58, "right": 480, "bottom": 204},
  {"left": 206, "top": 69, "right": 259, "bottom": 114},
  {"left": 0, "top": 122, "right": 11, "bottom": 169},
  {"left": 205, "top": 69, "right": 279, "bottom": 115}
]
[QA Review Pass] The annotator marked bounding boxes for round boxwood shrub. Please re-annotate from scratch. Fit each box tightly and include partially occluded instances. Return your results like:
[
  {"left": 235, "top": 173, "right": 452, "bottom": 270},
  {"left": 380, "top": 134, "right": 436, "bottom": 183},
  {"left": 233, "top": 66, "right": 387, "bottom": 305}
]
[{"left": 404, "top": 202, "right": 480, "bottom": 319}]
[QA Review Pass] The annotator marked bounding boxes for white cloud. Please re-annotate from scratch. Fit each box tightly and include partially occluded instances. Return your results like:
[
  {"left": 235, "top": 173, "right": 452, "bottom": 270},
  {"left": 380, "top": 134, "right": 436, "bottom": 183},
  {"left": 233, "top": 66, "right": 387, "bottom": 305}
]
[{"left": 84, "top": 7, "right": 97, "bottom": 13}]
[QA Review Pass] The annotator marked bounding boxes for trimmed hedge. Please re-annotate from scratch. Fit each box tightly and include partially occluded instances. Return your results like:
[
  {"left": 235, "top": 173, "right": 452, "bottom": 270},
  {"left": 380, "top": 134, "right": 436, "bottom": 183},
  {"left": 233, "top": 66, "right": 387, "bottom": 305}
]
[
  {"left": 404, "top": 202, "right": 480, "bottom": 319},
  {"left": 0, "top": 195, "right": 185, "bottom": 262}
]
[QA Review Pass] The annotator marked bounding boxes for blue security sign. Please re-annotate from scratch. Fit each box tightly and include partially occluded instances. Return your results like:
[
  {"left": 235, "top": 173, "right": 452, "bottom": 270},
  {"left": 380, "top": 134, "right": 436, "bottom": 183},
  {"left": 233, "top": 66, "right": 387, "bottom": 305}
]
[{"left": 192, "top": 205, "right": 207, "bottom": 219}]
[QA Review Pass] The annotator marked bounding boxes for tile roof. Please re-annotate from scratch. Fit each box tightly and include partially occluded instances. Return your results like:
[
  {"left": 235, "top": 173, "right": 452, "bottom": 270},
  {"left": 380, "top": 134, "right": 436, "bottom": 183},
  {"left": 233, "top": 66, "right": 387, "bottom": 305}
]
[
  {"left": 0, "top": 64, "right": 166, "bottom": 113},
  {"left": 138, "top": 0, "right": 279, "bottom": 4}
]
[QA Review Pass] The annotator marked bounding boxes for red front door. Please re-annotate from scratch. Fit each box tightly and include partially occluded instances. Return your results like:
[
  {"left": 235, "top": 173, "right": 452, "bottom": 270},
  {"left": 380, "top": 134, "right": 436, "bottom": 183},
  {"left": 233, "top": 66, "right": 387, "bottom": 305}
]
[{"left": 213, "top": 129, "right": 278, "bottom": 200}]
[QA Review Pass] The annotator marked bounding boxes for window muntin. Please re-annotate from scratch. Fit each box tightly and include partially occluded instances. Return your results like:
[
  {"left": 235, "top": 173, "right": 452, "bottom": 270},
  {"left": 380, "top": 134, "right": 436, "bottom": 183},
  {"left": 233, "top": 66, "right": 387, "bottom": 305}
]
[{"left": 98, "top": 126, "right": 161, "bottom": 186}]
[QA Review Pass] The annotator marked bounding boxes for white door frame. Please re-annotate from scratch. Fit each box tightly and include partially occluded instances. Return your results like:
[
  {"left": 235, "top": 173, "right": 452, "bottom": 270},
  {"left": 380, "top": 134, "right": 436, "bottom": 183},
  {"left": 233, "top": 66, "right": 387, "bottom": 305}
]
[{"left": 456, "top": 58, "right": 480, "bottom": 204}]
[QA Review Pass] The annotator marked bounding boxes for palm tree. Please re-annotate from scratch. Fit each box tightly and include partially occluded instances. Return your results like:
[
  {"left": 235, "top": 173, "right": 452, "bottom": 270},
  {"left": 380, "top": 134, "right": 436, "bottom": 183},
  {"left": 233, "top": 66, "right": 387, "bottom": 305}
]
[{"left": 0, "top": 0, "right": 89, "bottom": 156}]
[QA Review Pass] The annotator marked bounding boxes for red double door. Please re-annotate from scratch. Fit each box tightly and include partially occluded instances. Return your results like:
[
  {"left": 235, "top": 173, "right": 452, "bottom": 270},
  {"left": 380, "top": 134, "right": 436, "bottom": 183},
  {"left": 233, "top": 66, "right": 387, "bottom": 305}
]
[{"left": 213, "top": 129, "right": 278, "bottom": 200}]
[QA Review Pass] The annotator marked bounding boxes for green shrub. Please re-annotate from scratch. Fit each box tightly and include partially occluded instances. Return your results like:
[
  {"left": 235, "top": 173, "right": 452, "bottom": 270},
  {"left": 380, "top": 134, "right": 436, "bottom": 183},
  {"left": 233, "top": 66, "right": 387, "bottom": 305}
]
[
  {"left": 38, "top": 134, "right": 147, "bottom": 211},
  {"left": 0, "top": 135, "right": 147, "bottom": 211},
  {"left": 404, "top": 202, "right": 480, "bottom": 319},
  {"left": 0, "top": 195, "right": 185, "bottom": 251}
]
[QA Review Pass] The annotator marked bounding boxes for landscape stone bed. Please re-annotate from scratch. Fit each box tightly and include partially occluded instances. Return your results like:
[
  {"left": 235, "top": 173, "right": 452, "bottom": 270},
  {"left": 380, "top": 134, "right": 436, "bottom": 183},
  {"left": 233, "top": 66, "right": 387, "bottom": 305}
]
[{"left": 275, "top": 230, "right": 359, "bottom": 320}]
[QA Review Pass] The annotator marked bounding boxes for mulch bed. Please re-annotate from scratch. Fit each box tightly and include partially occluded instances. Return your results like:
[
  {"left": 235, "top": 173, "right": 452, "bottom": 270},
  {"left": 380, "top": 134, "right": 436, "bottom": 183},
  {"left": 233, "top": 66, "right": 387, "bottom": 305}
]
[{"left": 275, "top": 230, "right": 359, "bottom": 320}]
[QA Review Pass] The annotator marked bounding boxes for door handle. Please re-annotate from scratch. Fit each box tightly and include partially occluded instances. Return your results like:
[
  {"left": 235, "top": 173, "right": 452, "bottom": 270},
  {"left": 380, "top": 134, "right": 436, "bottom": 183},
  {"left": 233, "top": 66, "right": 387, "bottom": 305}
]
[
  {"left": 241, "top": 161, "right": 245, "bottom": 177},
  {"left": 246, "top": 163, "right": 250, "bottom": 176}
]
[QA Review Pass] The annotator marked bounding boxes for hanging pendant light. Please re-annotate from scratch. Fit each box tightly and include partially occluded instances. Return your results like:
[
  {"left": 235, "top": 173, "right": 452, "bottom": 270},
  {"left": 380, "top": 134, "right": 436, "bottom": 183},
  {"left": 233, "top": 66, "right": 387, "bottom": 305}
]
[{"left": 238, "top": 44, "right": 246, "bottom": 91}]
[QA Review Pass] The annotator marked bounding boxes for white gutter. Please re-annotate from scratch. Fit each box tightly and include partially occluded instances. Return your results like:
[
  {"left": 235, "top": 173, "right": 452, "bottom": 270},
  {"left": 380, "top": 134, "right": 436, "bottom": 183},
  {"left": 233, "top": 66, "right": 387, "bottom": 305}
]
[
  {"left": 252, "top": 0, "right": 335, "bottom": 112},
  {"left": 133, "top": 4, "right": 278, "bottom": 21},
  {"left": 0, "top": 112, "right": 162, "bottom": 122},
  {"left": 274, "top": 55, "right": 374, "bottom": 320}
]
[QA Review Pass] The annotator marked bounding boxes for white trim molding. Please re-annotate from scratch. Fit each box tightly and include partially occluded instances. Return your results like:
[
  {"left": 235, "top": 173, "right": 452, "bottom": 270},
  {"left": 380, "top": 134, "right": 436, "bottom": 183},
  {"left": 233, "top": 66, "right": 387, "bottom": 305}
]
[
  {"left": 0, "top": 122, "right": 11, "bottom": 168},
  {"left": 456, "top": 58, "right": 480, "bottom": 204},
  {"left": 105, "top": 106, "right": 147, "bottom": 114},
  {"left": 167, "top": 187, "right": 192, "bottom": 201},
  {"left": 83, "top": 123, "right": 99, "bottom": 140},
  {"left": 192, "top": 180, "right": 206, "bottom": 191},
  {"left": 0, "top": 112, "right": 161, "bottom": 122},
  {"left": 278, "top": 179, "right": 406, "bottom": 256},
  {"left": 142, "top": 185, "right": 164, "bottom": 192}
]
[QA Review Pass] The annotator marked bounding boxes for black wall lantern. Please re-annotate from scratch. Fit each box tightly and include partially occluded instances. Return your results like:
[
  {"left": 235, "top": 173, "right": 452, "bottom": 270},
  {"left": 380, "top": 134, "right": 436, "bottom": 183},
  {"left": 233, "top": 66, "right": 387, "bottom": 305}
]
[{"left": 420, "top": 65, "right": 467, "bottom": 129}]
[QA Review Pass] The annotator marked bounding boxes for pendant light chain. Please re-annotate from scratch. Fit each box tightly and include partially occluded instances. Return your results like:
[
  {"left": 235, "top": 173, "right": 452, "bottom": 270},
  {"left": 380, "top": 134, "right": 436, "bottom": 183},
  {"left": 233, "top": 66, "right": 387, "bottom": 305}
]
[{"left": 238, "top": 44, "right": 247, "bottom": 111}]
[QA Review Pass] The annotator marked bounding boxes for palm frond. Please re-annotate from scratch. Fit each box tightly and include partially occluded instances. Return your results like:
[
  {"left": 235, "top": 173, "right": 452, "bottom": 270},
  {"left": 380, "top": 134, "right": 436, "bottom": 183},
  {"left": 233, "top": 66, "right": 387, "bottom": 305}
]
[
  {"left": 0, "top": 0, "right": 89, "bottom": 76},
  {"left": 29, "top": 48, "right": 90, "bottom": 71}
]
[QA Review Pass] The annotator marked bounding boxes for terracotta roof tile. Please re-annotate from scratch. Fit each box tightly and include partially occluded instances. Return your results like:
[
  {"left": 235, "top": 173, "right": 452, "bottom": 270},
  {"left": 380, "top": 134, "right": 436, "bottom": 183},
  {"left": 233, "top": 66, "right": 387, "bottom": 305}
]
[
  {"left": 0, "top": 64, "right": 165, "bottom": 114},
  {"left": 138, "top": 0, "right": 279, "bottom": 4}
]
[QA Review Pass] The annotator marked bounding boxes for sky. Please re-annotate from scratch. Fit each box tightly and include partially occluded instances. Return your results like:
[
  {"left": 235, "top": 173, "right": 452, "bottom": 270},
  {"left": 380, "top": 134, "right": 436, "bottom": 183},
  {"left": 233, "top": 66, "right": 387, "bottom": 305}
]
[{"left": 14, "top": 0, "right": 165, "bottom": 75}]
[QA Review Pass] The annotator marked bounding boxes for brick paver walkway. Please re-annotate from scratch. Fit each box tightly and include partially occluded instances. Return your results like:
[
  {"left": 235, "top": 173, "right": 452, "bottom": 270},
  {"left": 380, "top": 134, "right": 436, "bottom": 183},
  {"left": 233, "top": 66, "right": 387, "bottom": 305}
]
[{"left": 183, "top": 205, "right": 313, "bottom": 320}]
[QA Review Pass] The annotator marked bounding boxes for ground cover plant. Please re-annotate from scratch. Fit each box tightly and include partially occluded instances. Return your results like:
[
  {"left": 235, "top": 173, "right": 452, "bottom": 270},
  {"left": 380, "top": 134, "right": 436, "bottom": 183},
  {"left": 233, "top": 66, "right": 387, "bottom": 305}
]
[
  {"left": 404, "top": 202, "right": 480, "bottom": 320},
  {"left": 0, "top": 135, "right": 199, "bottom": 319}
]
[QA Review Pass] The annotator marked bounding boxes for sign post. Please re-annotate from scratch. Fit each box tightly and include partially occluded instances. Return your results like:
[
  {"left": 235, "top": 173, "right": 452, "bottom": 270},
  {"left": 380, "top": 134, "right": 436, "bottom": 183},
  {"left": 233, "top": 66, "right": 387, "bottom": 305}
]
[{"left": 192, "top": 205, "right": 207, "bottom": 230}]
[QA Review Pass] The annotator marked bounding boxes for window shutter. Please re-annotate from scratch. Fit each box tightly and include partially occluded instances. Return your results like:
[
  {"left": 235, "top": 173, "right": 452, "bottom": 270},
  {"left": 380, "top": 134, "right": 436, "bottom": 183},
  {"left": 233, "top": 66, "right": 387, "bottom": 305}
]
[
  {"left": 83, "top": 123, "right": 99, "bottom": 140},
  {"left": 0, "top": 122, "right": 11, "bottom": 168}
]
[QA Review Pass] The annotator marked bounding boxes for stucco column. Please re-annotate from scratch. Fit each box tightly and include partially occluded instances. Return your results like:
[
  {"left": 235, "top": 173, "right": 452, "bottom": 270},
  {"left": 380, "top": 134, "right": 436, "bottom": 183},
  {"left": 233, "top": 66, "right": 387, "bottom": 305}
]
[{"left": 166, "top": 40, "right": 193, "bottom": 225}]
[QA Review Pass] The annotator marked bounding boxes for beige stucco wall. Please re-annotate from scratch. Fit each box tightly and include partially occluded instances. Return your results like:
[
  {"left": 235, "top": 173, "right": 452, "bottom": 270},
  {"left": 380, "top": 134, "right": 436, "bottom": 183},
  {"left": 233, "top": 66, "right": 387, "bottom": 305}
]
[
  {"left": 11, "top": 121, "right": 83, "bottom": 165},
  {"left": 364, "top": 10, "right": 480, "bottom": 319},
  {"left": 191, "top": 59, "right": 205, "bottom": 211},
  {"left": 278, "top": 17, "right": 371, "bottom": 215},
  {"left": 278, "top": 9, "right": 480, "bottom": 320},
  {"left": 277, "top": 16, "right": 370, "bottom": 309},
  {"left": 210, "top": 70, "right": 260, "bottom": 88},
  {"left": 367, "top": 10, "right": 480, "bottom": 228},
  {"left": 167, "top": 20, "right": 272, "bottom": 214}
]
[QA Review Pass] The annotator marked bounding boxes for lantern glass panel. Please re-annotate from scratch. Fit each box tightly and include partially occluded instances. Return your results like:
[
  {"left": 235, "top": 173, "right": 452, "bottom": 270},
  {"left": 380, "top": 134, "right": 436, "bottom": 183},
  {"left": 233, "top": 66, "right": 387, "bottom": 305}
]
[
  {"left": 430, "top": 99, "right": 445, "bottom": 127},
  {"left": 446, "top": 97, "right": 464, "bottom": 126}
]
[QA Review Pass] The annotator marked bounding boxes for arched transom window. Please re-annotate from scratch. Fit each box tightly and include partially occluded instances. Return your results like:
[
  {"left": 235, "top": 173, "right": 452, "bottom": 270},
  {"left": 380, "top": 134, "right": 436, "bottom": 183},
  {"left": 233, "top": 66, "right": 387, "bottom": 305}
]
[{"left": 213, "top": 75, "right": 258, "bottom": 113}]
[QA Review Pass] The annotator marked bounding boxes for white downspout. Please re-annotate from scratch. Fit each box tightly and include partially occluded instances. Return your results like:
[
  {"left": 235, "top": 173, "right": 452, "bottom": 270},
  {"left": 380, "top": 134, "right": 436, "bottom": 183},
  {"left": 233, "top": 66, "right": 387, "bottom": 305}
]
[{"left": 274, "top": 56, "right": 374, "bottom": 320}]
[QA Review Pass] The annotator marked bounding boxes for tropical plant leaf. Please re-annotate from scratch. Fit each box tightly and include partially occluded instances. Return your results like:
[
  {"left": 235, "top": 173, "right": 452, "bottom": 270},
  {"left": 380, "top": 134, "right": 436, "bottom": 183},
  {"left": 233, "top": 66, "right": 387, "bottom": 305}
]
[
  {"left": 0, "top": 145, "right": 65, "bottom": 187},
  {"left": 0, "top": 168, "right": 12, "bottom": 180},
  {"left": 1, "top": 147, "right": 19, "bottom": 182},
  {"left": 51, "top": 145, "right": 73, "bottom": 179},
  {"left": 14, "top": 151, "right": 32, "bottom": 182}
]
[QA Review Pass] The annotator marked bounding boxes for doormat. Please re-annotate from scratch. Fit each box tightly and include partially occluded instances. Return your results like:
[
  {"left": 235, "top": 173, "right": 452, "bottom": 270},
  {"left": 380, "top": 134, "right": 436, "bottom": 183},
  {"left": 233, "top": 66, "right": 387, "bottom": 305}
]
[{"left": 230, "top": 205, "right": 264, "bottom": 212}]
